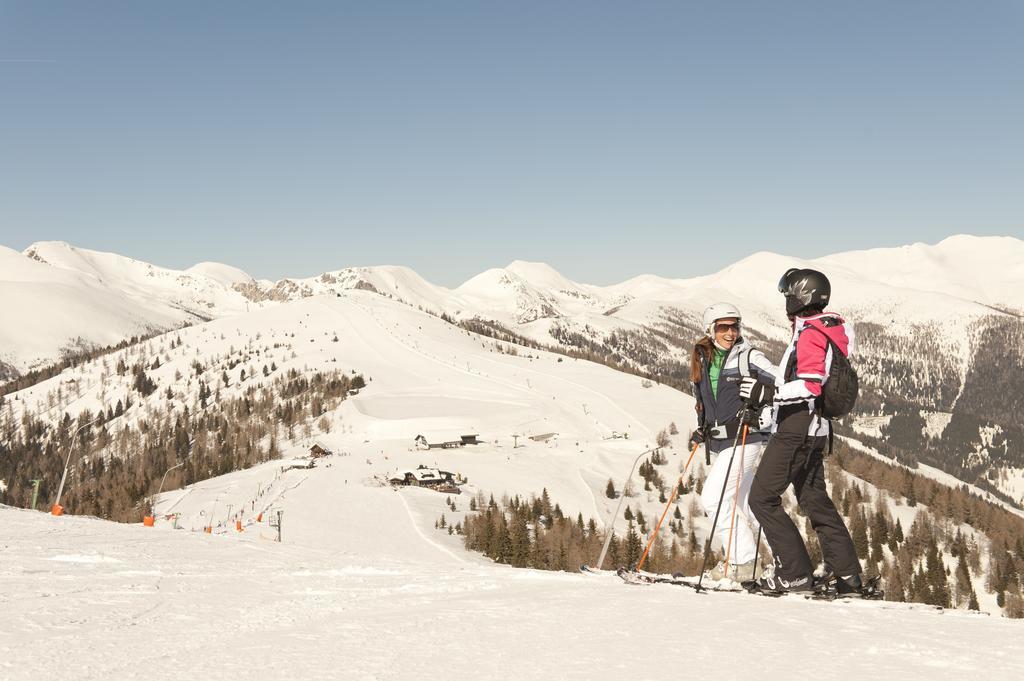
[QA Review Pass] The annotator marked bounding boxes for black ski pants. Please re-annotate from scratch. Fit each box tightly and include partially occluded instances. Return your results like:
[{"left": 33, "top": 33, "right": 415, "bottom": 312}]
[{"left": 748, "top": 404, "right": 860, "bottom": 581}]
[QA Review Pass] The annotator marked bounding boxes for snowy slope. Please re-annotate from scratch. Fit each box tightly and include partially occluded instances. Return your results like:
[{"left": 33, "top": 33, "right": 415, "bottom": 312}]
[
  {"left": 0, "top": 245, "right": 195, "bottom": 372},
  {"left": 233, "top": 264, "right": 453, "bottom": 314},
  {"left": 25, "top": 241, "right": 252, "bottom": 319},
  {"left": 818, "top": 235, "right": 1024, "bottom": 311},
  {"left": 2, "top": 474, "right": 1020, "bottom": 681},
  {"left": 0, "top": 242, "right": 260, "bottom": 373},
  {"left": 8, "top": 288, "right": 688, "bottom": 518},
  {"left": 5, "top": 235, "right": 1020, "bottom": 374},
  {"left": 4, "top": 284, "right": 1024, "bottom": 678}
]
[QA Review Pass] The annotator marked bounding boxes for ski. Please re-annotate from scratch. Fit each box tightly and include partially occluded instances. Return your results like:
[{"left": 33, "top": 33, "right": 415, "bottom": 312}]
[
  {"left": 618, "top": 568, "right": 903, "bottom": 605},
  {"left": 616, "top": 567, "right": 742, "bottom": 592}
]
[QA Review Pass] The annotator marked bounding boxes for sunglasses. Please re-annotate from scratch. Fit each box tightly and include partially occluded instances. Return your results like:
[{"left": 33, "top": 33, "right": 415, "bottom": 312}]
[{"left": 714, "top": 322, "right": 740, "bottom": 333}]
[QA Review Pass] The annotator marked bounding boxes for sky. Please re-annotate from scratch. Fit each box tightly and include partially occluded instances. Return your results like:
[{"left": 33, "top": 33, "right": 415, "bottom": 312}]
[{"left": 1, "top": 1, "right": 1021, "bottom": 286}]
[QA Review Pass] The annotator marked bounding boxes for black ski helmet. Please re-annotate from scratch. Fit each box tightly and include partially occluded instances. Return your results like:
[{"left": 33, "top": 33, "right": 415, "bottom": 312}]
[{"left": 778, "top": 268, "right": 830, "bottom": 316}]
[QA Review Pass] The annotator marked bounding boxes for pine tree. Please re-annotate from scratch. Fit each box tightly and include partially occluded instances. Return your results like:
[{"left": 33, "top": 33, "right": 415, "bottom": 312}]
[
  {"left": 540, "top": 488, "right": 553, "bottom": 520},
  {"left": 509, "top": 511, "right": 530, "bottom": 567},
  {"left": 851, "top": 508, "right": 869, "bottom": 560},
  {"left": 869, "top": 512, "right": 885, "bottom": 566},
  {"left": 608, "top": 533, "right": 621, "bottom": 568},
  {"left": 871, "top": 507, "right": 890, "bottom": 546},
  {"left": 954, "top": 554, "right": 973, "bottom": 608},
  {"left": 605, "top": 479, "right": 616, "bottom": 499},
  {"left": 884, "top": 556, "right": 906, "bottom": 603},
  {"left": 925, "top": 538, "right": 950, "bottom": 607},
  {"left": 625, "top": 520, "right": 642, "bottom": 569}
]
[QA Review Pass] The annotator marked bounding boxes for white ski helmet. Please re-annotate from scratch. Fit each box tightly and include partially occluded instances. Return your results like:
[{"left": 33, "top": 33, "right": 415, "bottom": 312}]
[{"left": 702, "top": 302, "right": 742, "bottom": 337}]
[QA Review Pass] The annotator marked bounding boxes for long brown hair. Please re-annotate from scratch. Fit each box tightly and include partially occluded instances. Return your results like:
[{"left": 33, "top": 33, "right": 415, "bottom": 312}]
[{"left": 690, "top": 337, "right": 714, "bottom": 385}]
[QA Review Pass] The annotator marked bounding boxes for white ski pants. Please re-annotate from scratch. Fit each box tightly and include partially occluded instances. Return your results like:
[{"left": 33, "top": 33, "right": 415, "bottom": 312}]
[{"left": 699, "top": 441, "right": 764, "bottom": 565}]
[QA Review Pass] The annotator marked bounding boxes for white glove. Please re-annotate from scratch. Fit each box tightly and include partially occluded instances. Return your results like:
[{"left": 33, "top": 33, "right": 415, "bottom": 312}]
[
  {"left": 739, "top": 376, "right": 757, "bottom": 400},
  {"left": 740, "top": 376, "right": 772, "bottom": 405}
]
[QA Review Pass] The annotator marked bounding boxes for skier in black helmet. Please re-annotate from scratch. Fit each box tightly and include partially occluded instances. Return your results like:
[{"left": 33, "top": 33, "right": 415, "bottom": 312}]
[{"left": 745, "top": 268, "right": 863, "bottom": 595}]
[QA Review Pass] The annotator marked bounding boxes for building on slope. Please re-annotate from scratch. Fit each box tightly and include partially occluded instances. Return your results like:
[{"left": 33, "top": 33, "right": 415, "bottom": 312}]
[
  {"left": 414, "top": 432, "right": 480, "bottom": 449},
  {"left": 388, "top": 466, "right": 460, "bottom": 493}
]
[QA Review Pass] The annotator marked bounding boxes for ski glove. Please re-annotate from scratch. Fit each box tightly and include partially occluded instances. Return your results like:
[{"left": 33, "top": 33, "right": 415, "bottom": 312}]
[
  {"left": 688, "top": 429, "right": 705, "bottom": 448},
  {"left": 740, "top": 377, "right": 774, "bottom": 405}
]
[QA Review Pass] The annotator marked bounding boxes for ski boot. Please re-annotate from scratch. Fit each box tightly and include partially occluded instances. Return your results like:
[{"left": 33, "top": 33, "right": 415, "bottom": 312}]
[
  {"left": 742, "top": 565, "right": 813, "bottom": 596},
  {"left": 817, "top": 572, "right": 884, "bottom": 600}
]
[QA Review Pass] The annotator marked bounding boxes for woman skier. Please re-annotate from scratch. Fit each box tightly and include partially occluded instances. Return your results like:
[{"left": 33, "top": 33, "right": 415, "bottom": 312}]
[
  {"left": 746, "top": 268, "right": 862, "bottom": 594},
  {"left": 689, "top": 303, "right": 777, "bottom": 581}
]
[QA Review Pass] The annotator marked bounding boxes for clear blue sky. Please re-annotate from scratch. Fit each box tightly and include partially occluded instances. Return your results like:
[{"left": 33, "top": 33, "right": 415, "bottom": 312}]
[{"left": 1, "top": 1, "right": 1021, "bottom": 286}]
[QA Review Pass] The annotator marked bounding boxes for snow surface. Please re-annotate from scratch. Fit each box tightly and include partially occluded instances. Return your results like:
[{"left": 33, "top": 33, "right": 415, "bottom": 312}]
[{"left": 3, "top": 477, "right": 1020, "bottom": 681}]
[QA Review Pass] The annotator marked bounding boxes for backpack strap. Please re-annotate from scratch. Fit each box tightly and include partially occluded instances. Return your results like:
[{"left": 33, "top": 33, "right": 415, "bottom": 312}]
[
  {"left": 801, "top": 326, "right": 839, "bottom": 456},
  {"left": 738, "top": 347, "right": 753, "bottom": 379}
]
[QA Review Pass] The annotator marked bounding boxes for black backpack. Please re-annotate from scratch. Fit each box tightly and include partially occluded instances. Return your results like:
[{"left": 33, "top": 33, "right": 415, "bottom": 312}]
[{"left": 804, "top": 326, "right": 859, "bottom": 419}]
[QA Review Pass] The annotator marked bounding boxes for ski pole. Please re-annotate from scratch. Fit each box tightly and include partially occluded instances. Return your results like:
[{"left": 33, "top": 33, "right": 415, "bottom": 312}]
[
  {"left": 695, "top": 424, "right": 746, "bottom": 592},
  {"left": 722, "top": 425, "right": 749, "bottom": 580},
  {"left": 594, "top": 446, "right": 660, "bottom": 571},
  {"left": 637, "top": 441, "right": 701, "bottom": 572}
]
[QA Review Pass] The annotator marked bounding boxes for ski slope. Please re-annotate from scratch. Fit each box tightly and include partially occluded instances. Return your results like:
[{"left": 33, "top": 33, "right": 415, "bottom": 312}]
[
  {"left": 7, "top": 287, "right": 691, "bottom": 537},
  {"left": 3, "top": 286, "right": 1023, "bottom": 678},
  {"left": 3, "top": 482, "right": 1020, "bottom": 681}
]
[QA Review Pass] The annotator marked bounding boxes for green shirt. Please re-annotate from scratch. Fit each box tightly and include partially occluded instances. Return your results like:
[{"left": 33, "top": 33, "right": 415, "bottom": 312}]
[{"left": 709, "top": 347, "right": 727, "bottom": 400}]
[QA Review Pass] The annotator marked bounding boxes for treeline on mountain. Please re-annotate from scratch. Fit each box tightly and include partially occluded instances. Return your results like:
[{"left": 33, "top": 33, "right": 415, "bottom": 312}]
[
  {"left": 453, "top": 489, "right": 705, "bottom": 577},
  {"left": 849, "top": 316, "right": 1024, "bottom": 490},
  {"left": 0, "top": 366, "right": 362, "bottom": 523},
  {"left": 0, "top": 331, "right": 168, "bottom": 397},
  {"left": 453, "top": 445, "right": 1024, "bottom": 616},
  {"left": 455, "top": 316, "right": 694, "bottom": 393},
  {"left": 853, "top": 321, "right": 962, "bottom": 413},
  {"left": 832, "top": 440, "right": 1022, "bottom": 613},
  {"left": 956, "top": 317, "right": 1024, "bottom": 429},
  {"left": 0, "top": 360, "right": 19, "bottom": 384},
  {"left": 931, "top": 317, "right": 1024, "bottom": 474}
]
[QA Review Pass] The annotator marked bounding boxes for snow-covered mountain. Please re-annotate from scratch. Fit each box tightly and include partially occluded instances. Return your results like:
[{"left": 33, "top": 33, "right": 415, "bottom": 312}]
[
  {"left": 6, "top": 235, "right": 1020, "bottom": 375},
  {"left": 3, "top": 235, "right": 1023, "bottom": 505}
]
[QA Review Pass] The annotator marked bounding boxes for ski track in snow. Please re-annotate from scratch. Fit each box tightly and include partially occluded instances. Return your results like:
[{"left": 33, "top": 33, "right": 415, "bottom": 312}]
[{"left": 394, "top": 488, "right": 468, "bottom": 565}]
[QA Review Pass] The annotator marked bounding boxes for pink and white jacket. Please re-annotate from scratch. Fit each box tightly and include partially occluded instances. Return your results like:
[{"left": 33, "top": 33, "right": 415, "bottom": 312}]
[{"left": 772, "top": 311, "right": 855, "bottom": 437}]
